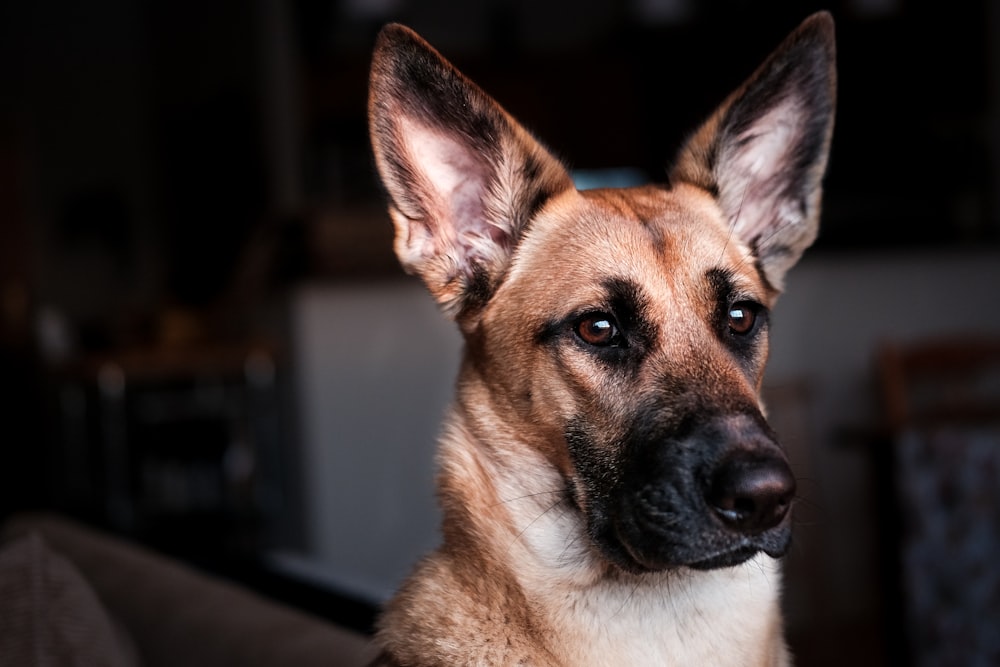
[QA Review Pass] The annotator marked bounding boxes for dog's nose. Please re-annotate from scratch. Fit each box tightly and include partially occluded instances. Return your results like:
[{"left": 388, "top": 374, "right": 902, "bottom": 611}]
[{"left": 707, "top": 455, "right": 795, "bottom": 534}]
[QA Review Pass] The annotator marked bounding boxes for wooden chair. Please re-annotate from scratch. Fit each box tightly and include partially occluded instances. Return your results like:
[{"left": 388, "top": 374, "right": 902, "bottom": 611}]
[
  {"left": 876, "top": 336, "right": 1000, "bottom": 667},
  {"left": 879, "top": 337, "right": 1000, "bottom": 431}
]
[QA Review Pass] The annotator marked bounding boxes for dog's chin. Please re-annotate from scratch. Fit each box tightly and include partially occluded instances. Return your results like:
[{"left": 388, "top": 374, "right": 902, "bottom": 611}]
[
  {"left": 596, "top": 520, "right": 792, "bottom": 574},
  {"left": 608, "top": 541, "right": 777, "bottom": 575},
  {"left": 686, "top": 546, "right": 763, "bottom": 571},
  {"left": 610, "top": 544, "right": 758, "bottom": 574}
]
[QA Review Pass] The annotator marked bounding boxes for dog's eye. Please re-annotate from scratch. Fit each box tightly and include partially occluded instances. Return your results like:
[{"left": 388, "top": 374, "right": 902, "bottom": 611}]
[
  {"left": 727, "top": 302, "right": 760, "bottom": 335},
  {"left": 575, "top": 313, "right": 623, "bottom": 347}
]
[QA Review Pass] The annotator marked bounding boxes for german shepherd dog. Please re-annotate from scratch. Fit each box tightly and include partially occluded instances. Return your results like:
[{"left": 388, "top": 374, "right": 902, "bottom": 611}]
[{"left": 367, "top": 12, "right": 835, "bottom": 666}]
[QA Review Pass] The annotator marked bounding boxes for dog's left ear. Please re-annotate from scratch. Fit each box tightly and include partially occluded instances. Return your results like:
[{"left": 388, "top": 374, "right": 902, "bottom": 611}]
[
  {"left": 369, "top": 24, "right": 574, "bottom": 326},
  {"left": 671, "top": 12, "right": 836, "bottom": 291}
]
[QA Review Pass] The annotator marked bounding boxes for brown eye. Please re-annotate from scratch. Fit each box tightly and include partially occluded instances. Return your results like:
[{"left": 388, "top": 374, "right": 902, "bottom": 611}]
[
  {"left": 575, "top": 313, "right": 621, "bottom": 347},
  {"left": 727, "top": 302, "right": 758, "bottom": 335}
]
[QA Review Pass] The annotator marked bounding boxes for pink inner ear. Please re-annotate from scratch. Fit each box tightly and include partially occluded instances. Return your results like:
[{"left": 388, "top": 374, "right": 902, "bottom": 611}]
[
  {"left": 401, "top": 117, "right": 492, "bottom": 255},
  {"left": 720, "top": 97, "right": 805, "bottom": 240}
]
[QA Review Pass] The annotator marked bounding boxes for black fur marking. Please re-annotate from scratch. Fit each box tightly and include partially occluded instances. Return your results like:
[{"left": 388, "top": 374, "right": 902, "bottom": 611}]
[
  {"left": 458, "top": 263, "right": 496, "bottom": 319},
  {"left": 601, "top": 277, "right": 658, "bottom": 353},
  {"left": 521, "top": 153, "right": 542, "bottom": 182},
  {"left": 564, "top": 418, "right": 622, "bottom": 500},
  {"left": 752, "top": 254, "right": 778, "bottom": 295},
  {"left": 534, "top": 316, "right": 563, "bottom": 346},
  {"left": 506, "top": 153, "right": 561, "bottom": 246},
  {"left": 703, "top": 177, "right": 720, "bottom": 200},
  {"left": 707, "top": 267, "right": 737, "bottom": 303},
  {"left": 706, "top": 267, "right": 737, "bottom": 321},
  {"left": 387, "top": 33, "right": 504, "bottom": 162},
  {"left": 564, "top": 417, "right": 636, "bottom": 569},
  {"left": 521, "top": 155, "right": 554, "bottom": 222}
]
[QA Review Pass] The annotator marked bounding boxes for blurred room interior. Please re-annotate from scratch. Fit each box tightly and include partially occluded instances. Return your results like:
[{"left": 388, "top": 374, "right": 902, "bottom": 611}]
[{"left": 1, "top": 1, "right": 999, "bottom": 665}]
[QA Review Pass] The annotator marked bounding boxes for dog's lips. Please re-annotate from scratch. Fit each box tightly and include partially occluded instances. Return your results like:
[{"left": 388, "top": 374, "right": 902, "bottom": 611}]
[
  {"left": 614, "top": 536, "right": 783, "bottom": 573},
  {"left": 686, "top": 545, "right": 761, "bottom": 571},
  {"left": 601, "top": 503, "right": 793, "bottom": 574},
  {"left": 613, "top": 533, "right": 757, "bottom": 573}
]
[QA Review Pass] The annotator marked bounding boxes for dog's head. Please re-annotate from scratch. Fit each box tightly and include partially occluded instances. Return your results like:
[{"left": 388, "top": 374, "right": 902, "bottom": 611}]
[{"left": 369, "top": 14, "right": 835, "bottom": 573}]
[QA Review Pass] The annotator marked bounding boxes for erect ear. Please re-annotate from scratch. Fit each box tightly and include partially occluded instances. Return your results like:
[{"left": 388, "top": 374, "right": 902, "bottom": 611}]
[
  {"left": 368, "top": 24, "right": 574, "bottom": 325},
  {"left": 671, "top": 12, "right": 836, "bottom": 291}
]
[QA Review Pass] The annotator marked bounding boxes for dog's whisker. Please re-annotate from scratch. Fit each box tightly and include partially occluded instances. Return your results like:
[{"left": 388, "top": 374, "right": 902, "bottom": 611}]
[
  {"left": 680, "top": 576, "right": 708, "bottom": 640},
  {"left": 793, "top": 473, "right": 823, "bottom": 487},
  {"left": 505, "top": 496, "right": 566, "bottom": 555},
  {"left": 790, "top": 493, "right": 831, "bottom": 522},
  {"left": 791, "top": 492, "right": 825, "bottom": 509},
  {"left": 754, "top": 557, "right": 770, "bottom": 585},
  {"left": 491, "top": 489, "right": 565, "bottom": 508},
  {"left": 717, "top": 181, "right": 750, "bottom": 266},
  {"left": 556, "top": 532, "right": 586, "bottom": 565},
  {"left": 606, "top": 579, "right": 643, "bottom": 623}
]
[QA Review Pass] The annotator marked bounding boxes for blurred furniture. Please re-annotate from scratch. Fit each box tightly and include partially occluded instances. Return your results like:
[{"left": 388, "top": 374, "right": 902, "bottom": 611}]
[
  {"left": 0, "top": 513, "right": 378, "bottom": 667},
  {"left": 880, "top": 338, "right": 1000, "bottom": 431},
  {"left": 877, "top": 337, "right": 1000, "bottom": 667},
  {"left": 53, "top": 340, "right": 287, "bottom": 556}
]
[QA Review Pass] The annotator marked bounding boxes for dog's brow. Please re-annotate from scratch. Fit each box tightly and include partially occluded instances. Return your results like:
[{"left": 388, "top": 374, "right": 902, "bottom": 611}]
[
  {"left": 602, "top": 277, "right": 658, "bottom": 347},
  {"left": 602, "top": 277, "right": 645, "bottom": 315},
  {"left": 532, "top": 277, "right": 657, "bottom": 348},
  {"left": 705, "top": 267, "right": 764, "bottom": 303},
  {"left": 706, "top": 268, "right": 737, "bottom": 302}
]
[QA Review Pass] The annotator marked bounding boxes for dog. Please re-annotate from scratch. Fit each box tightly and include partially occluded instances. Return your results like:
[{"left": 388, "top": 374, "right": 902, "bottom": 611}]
[{"left": 367, "top": 11, "right": 835, "bottom": 666}]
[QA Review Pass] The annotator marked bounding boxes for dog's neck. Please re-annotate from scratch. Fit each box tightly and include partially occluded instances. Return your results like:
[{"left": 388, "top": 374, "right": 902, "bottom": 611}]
[{"left": 433, "top": 403, "right": 790, "bottom": 667}]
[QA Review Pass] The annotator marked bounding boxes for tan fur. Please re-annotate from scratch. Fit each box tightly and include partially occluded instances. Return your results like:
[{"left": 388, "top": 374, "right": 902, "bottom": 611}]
[{"left": 368, "top": 13, "right": 835, "bottom": 667}]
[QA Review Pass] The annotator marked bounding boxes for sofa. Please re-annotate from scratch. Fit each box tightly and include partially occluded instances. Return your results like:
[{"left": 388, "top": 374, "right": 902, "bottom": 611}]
[{"left": 0, "top": 513, "right": 379, "bottom": 666}]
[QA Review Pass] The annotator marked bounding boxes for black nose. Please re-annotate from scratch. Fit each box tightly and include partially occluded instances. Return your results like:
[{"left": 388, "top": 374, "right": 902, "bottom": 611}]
[{"left": 707, "top": 455, "right": 796, "bottom": 534}]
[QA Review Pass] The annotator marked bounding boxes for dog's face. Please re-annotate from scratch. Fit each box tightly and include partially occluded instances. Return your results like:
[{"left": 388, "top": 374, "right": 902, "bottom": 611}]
[
  {"left": 477, "top": 184, "right": 793, "bottom": 572},
  {"left": 370, "top": 15, "right": 835, "bottom": 573}
]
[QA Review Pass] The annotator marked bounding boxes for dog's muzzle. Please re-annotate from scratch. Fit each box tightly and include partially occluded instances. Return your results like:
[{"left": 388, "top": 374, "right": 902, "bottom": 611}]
[{"left": 591, "top": 412, "right": 796, "bottom": 573}]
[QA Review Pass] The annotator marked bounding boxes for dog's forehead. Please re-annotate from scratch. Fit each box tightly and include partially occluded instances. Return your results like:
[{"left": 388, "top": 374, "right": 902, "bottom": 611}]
[{"left": 509, "top": 182, "right": 763, "bottom": 306}]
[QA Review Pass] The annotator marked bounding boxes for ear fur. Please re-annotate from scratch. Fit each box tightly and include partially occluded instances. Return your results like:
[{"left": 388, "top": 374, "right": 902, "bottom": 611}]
[
  {"left": 368, "top": 24, "right": 573, "bottom": 324},
  {"left": 671, "top": 12, "right": 837, "bottom": 291}
]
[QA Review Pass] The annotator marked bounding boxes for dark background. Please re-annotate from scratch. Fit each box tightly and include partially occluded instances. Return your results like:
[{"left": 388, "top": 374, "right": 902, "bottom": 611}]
[
  {"left": 1, "top": 1, "right": 996, "bottom": 317},
  {"left": 0, "top": 0, "right": 995, "bottom": 324},
  {"left": 1, "top": 1, "right": 999, "bottom": 665}
]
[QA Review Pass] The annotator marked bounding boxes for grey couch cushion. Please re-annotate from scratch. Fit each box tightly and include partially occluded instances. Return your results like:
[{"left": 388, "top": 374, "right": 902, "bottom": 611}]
[
  {"left": 0, "top": 532, "right": 139, "bottom": 666},
  {"left": 2, "top": 514, "right": 378, "bottom": 667}
]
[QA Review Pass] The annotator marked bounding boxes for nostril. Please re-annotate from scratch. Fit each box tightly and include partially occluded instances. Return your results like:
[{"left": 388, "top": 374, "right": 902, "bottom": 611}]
[
  {"left": 707, "top": 456, "right": 795, "bottom": 533},
  {"left": 715, "top": 495, "right": 759, "bottom": 522}
]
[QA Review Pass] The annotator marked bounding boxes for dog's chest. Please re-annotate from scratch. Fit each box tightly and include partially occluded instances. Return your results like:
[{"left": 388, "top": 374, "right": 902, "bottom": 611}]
[{"left": 539, "top": 558, "right": 788, "bottom": 667}]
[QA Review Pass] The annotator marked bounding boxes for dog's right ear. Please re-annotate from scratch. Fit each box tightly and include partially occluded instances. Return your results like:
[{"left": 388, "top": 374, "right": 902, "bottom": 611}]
[{"left": 369, "top": 24, "right": 574, "bottom": 326}]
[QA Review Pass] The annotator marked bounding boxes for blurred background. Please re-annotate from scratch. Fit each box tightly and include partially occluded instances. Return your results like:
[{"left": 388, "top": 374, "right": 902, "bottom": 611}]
[{"left": 1, "top": 0, "right": 999, "bottom": 665}]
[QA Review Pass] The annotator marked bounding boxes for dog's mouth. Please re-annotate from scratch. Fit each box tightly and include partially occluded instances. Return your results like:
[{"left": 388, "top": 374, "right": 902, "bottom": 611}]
[
  {"left": 685, "top": 539, "right": 789, "bottom": 571},
  {"left": 602, "top": 513, "right": 792, "bottom": 574},
  {"left": 565, "top": 412, "right": 796, "bottom": 575},
  {"left": 572, "top": 463, "right": 795, "bottom": 574}
]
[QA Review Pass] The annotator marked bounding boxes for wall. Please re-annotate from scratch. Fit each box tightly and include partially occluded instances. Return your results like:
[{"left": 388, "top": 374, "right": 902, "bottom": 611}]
[{"left": 290, "top": 281, "right": 461, "bottom": 601}]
